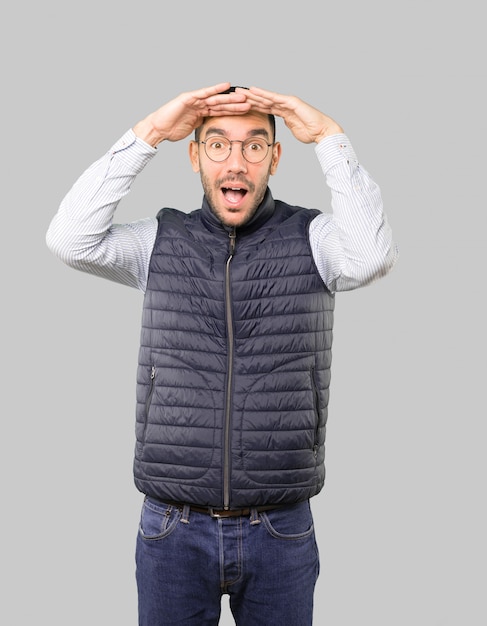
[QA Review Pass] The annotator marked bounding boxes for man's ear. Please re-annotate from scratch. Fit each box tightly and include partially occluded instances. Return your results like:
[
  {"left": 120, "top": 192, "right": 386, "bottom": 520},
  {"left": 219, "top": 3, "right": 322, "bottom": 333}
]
[
  {"left": 270, "top": 142, "right": 282, "bottom": 175},
  {"left": 189, "top": 140, "right": 200, "bottom": 172}
]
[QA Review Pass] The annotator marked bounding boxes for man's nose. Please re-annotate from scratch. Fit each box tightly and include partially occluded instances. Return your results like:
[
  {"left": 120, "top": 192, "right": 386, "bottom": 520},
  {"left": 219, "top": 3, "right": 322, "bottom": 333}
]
[{"left": 226, "top": 144, "right": 248, "bottom": 171}]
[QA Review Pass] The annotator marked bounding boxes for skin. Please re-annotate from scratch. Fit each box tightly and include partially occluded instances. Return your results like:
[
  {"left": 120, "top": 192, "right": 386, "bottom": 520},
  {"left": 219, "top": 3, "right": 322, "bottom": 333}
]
[
  {"left": 189, "top": 111, "right": 281, "bottom": 228},
  {"left": 132, "top": 82, "right": 343, "bottom": 228}
]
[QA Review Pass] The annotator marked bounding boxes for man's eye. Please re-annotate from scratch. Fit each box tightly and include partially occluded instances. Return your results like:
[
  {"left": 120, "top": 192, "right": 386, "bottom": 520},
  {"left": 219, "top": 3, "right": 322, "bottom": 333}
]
[
  {"left": 210, "top": 141, "right": 225, "bottom": 150},
  {"left": 248, "top": 142, "right": 263, "bottom": 151}
]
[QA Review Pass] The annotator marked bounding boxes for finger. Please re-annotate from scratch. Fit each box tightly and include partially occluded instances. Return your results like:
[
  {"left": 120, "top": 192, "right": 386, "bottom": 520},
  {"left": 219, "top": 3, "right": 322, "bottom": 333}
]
[
  {"left": 193, "top": 82, "right": 232, "bottom": 99},
  {"left": 206, "top": 101, "right": 252, "bottom": 116},
  {"left": 181, "top": 83, "right": 234, "bottom": 109},
  {"left": 238, "top": 87, "right": 271, "bottom": 106},
  {"left": 206, "top": 92, "right": 248, "bottom": 106},
  {"left": 239, "top": 87, "right": 291, "bottom": 116},
  {"left": 246, "top": 86, "right": 288, "bottom": 105}
]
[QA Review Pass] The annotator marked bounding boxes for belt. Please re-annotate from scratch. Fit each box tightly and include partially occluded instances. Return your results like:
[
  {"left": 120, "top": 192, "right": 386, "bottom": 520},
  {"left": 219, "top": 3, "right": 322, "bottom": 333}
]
[{"left": 160, "top": 499, "right": 281, "bottom": 518}]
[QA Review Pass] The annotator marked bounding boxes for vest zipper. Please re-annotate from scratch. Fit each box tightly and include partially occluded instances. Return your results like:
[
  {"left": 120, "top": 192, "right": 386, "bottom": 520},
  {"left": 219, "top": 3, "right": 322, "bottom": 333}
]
[{"left": 223, "top": 227, "right": 237, "bottom": 509}]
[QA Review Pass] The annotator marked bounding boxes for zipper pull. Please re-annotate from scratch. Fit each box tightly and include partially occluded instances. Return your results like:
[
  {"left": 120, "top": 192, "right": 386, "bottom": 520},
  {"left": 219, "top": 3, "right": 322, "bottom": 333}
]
[
  {"left": 150, "top": 365, "right": 155, "bottom": 380},
  {"left": 228, "top": 227, "right": 236, "bottom": 257}
]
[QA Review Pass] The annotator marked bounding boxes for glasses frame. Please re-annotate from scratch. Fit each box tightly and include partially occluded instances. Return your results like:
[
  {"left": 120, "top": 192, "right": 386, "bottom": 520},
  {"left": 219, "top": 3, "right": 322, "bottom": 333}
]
[{"left": 200, "top": 136, "right": 274, "bottom": 164}]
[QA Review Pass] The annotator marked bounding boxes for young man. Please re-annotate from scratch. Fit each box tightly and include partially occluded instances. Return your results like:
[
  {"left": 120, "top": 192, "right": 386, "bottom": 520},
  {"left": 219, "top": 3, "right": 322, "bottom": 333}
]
[{"left": 47, "top": 83, "right": 398, "bottom": 625}]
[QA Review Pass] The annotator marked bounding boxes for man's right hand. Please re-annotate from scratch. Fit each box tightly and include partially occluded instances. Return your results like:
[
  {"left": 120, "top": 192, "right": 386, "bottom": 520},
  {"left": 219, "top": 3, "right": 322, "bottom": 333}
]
[{"left": 133, "top": 82, "right": 251, "bottom": 147}]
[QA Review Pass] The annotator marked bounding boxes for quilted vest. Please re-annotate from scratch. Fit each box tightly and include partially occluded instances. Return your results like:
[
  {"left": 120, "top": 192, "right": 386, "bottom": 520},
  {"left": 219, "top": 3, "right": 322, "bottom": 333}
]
[{"left": 133, "top": 189, "right": 335, "bottom": 509}]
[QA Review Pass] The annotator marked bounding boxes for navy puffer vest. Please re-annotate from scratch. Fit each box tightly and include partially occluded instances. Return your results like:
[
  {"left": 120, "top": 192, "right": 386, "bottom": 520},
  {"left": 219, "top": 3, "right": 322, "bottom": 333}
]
[{"left": 133, "top": 189, "right": 335, "bottom": 509}]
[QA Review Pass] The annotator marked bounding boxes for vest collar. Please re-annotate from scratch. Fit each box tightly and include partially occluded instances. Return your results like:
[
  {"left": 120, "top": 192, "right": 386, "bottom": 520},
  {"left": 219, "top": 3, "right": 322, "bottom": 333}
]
[{"left": 201, "top": 188, "right": 276, "bottom": 236}]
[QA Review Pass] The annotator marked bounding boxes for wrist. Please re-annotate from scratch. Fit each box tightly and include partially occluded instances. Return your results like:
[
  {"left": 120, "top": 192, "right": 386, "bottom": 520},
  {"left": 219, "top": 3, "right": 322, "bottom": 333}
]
[
  {"left": 315, "top": 123, "right": 344, "bottom": 143},
  {"left": 133, "top": 118, "right": 166, "bottom": 148}
]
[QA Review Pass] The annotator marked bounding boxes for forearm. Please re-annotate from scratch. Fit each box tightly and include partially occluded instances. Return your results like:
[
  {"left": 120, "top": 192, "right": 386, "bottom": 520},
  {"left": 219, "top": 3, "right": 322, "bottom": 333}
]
[
  {"left": 311, "top": 134, "right": 398, "bottom": 292},
  {"left": 46, "top": 130, "right": 158, "bottom": 290}
]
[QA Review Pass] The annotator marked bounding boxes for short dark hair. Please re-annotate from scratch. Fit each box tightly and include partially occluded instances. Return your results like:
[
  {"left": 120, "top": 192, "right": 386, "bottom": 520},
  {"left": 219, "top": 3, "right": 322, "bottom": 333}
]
[{"left": 194, "top": 86, "right": 276, "bottom": 142}]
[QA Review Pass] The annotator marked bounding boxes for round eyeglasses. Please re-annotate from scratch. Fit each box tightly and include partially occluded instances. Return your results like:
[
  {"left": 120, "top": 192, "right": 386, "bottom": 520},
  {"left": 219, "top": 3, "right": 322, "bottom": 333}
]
[{"left": 200, "top": 136, "right": 273, "bottom": 164}]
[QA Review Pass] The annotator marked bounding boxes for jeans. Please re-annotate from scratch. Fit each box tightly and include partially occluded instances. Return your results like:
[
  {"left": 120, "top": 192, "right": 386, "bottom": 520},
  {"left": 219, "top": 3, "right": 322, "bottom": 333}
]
[{"left": 136, "top": 498, "right": 320, "bottom": 625}]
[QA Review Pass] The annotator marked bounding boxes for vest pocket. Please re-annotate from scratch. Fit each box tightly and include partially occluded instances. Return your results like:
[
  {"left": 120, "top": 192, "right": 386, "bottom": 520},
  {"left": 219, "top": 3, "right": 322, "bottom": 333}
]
[
  {"left": 240, "top": 362, "right": 324, "bottom": 485},
  {"left": 136, "top": 355, "right": 219, "bottom": 480},
  {"left": 143, "top": 365, "right": 156, "bottom": 440},
  {"left": 310, "top": 366, "right": 321, "bottom": 458}
]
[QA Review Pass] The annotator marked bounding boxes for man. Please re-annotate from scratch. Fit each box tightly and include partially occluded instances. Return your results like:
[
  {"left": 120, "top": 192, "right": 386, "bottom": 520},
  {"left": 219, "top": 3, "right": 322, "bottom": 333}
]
[{"left": 46, "top": 83, "right": 398, "bottom": 625}]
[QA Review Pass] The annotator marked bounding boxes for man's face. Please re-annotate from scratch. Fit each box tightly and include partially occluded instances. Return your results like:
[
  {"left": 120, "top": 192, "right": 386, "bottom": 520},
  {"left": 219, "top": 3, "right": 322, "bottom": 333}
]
[{"left": 189, "top": 111, "right": 281, "bottom": 228}]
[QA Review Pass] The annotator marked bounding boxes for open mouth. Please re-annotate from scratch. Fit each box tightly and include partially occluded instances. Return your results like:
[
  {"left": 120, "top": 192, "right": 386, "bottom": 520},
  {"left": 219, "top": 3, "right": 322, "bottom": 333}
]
[{"left": 222, "top": 187, "right": 248, "bottom": 205}]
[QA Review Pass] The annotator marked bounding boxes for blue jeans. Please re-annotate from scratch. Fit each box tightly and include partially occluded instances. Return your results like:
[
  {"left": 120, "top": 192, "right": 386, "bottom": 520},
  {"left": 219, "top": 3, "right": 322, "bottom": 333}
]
[{"left": 136, "top": 498, "right": 320, "bottom": 625}]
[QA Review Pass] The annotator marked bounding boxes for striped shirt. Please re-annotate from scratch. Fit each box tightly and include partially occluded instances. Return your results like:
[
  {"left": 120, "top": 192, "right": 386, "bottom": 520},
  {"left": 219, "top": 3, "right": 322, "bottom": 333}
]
[{"left": 46, "top": 129, "right": 398, "bottom": 293}]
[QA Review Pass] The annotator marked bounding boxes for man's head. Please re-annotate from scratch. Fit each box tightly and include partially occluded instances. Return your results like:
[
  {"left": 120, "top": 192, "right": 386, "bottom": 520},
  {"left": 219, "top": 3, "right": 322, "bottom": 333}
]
[{"left": 190, "top": 87, "right": 281, "bottom": 228}]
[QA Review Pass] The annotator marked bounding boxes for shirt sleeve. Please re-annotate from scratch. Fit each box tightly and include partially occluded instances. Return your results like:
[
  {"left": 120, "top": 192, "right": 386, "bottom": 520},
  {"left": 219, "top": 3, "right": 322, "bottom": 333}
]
[
  {"left": 309, "top": 134, "right": 398, "bottom": 293},
  {"left": 46, "top": 129, "right": 158, "bottom": 292}
]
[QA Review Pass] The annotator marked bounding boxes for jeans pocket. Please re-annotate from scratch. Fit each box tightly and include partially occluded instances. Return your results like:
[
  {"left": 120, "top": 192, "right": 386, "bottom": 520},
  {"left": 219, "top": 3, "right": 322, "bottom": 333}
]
[
  {"left": 261, "top": 501, "right": 315, "bottom": 540},
  {"left": 138, "top": 498, "right": 181, "bottom": 540}
]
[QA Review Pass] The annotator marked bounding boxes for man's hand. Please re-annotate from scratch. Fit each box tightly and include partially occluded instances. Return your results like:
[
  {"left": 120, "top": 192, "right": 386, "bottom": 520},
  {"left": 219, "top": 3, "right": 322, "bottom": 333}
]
[
  {"left": 133, "top": 83, "right": 252, "bottom": 147},
  {"left": 238, "top": 86, "right": 344, "bottom": 144}
]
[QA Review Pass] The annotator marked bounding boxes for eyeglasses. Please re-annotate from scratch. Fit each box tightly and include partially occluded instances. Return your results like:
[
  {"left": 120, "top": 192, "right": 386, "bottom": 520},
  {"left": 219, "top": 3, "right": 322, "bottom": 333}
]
[{"left": 200, "top": 136, "right": 273, "bottom": 164}]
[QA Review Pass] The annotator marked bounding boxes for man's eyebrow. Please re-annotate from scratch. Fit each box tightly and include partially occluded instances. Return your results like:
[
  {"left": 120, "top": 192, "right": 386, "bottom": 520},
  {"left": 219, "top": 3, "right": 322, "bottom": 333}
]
[
  {"left": 203, "top": 127, "right": 271, "bottom": 139},
  {"left": 203, "top": 126, "right": 225, "bottom": 137}
]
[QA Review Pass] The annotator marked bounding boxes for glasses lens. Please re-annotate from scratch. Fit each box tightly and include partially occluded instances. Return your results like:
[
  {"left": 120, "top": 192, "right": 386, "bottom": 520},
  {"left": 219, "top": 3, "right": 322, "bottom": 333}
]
[
  {"left": 242, "top": 138, "right": 269, "bottom": 163},
  {"left": 204, "top": 137, "right": 231, "bottom": 162}
]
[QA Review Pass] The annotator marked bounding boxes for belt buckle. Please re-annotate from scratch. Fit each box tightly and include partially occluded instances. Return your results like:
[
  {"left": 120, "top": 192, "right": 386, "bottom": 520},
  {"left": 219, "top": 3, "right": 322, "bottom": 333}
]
[{"left": 209, "top": 508, "right": 229, "bottom": 518}]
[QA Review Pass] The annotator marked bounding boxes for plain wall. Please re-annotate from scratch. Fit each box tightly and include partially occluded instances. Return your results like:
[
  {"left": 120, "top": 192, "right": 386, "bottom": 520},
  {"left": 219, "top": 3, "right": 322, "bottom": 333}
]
[{"left": 2, "top": 1, "right": 485, "bottom": 624}]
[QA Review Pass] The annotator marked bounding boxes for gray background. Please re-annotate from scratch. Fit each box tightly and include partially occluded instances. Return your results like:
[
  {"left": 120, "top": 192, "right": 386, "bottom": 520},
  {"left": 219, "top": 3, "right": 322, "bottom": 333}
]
[{"left": 2, "top": 1, "right": 485, "bottom": 624}]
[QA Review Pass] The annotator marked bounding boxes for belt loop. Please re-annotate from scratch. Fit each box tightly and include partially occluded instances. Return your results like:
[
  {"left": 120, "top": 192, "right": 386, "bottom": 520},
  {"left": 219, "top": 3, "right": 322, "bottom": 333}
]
[
  {"left": 180, "top": 504, "right": 191, "bottom": 524},
  {"left": 249, "top": 507, "right": 261, "bottom": 525}
]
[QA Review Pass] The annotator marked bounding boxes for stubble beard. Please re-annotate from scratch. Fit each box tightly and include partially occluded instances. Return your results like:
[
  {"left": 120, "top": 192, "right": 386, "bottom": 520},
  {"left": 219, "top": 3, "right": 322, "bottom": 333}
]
[{"left": 200, "top": 167, "right": 272, "bottom": 228}]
